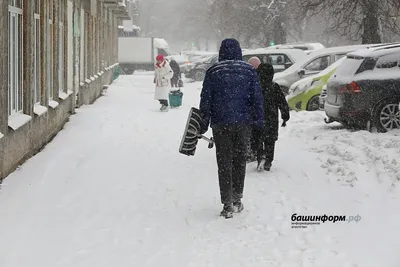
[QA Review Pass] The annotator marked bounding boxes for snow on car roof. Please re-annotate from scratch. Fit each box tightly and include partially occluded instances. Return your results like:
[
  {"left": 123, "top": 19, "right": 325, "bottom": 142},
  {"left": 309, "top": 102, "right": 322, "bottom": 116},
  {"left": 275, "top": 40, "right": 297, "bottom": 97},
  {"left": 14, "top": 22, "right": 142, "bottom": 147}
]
[
  {"left": 242, "top": 48, "right": 308, "bottom": 62},
  {"left": 347, "top": 43, "right": 400, "bottom": 58},
  {"left": 306, "top": 45, "right": 374, "bottom": 57},
  {"left": 268, "top": 42, "right": 325, "bottom": 50}
]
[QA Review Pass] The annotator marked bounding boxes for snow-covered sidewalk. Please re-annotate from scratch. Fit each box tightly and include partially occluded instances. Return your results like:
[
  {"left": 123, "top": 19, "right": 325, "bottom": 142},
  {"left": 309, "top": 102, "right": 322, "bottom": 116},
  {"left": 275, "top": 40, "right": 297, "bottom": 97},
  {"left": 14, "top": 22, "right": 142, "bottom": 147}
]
[{"left": 1, "top": 72, "right": 400, "bottom": 267}]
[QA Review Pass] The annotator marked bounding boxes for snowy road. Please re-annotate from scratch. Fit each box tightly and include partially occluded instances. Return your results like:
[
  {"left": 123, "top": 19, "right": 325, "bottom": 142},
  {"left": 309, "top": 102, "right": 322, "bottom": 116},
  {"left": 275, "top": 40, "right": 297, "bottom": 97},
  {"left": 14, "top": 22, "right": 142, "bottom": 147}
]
[{"left": 1, "top": 72, "right": 400, "bottom": 267}]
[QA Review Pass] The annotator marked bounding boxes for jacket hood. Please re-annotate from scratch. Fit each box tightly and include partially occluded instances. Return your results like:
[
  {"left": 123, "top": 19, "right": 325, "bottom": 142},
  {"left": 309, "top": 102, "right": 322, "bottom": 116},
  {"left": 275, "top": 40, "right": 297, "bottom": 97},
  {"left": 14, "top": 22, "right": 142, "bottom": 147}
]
[
  {"left": 218, "top": 38, "right": 242, "bottom": 61},
  {"left": 257, "top": 63, "right": 275, "bottom": 84}
]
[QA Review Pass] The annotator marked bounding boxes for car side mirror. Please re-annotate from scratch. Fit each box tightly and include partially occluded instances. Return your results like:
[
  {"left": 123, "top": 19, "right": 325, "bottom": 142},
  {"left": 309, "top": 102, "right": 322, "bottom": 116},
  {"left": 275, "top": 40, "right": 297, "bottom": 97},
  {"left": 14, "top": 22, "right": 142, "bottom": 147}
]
[
  {"left": 298, "top": 69, "right": 305, "bottom": 76},
  {"left": 285, "top": 62, "right": 293, "bottom": 68}
]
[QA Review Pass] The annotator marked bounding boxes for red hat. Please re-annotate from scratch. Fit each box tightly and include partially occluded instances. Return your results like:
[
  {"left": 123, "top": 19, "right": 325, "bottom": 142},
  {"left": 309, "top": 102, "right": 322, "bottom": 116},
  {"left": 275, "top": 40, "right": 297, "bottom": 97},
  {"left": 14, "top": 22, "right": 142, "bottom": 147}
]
[{"left": 156, "top": 54, "right": 164, "bottom": 61}]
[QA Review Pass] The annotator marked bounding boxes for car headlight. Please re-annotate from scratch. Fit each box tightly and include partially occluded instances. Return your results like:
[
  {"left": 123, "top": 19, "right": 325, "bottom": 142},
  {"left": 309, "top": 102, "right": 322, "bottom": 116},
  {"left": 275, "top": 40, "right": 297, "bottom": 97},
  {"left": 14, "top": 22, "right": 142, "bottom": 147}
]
[{"left": 310, "top": 79, "right": 323, "bottom": 88}]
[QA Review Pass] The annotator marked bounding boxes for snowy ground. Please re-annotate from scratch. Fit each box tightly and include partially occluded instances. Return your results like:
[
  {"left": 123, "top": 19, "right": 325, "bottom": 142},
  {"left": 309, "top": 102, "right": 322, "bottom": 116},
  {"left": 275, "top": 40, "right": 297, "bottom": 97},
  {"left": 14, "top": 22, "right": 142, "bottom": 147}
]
[{"left": 1, "top": 71, "right": 400, "bottom": 267}]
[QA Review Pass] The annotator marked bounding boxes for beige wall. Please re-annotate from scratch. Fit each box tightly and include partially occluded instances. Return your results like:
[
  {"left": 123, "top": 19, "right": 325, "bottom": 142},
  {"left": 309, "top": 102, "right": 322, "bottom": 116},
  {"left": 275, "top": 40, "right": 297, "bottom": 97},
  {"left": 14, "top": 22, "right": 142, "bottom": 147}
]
[{"left": 0, "top": 0, "right": 127, "bottom": 181}]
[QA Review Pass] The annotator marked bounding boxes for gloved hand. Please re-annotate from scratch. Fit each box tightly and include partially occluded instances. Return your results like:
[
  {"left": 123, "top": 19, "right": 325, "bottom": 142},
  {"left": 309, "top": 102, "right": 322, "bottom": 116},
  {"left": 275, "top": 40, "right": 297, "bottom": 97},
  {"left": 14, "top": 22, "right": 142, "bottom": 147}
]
[
  {"left": 281, "top": 120, "right": 287, "bottom": 127},
  {"left": 200, "top": 126, "right": 208, "bottom": 135}
]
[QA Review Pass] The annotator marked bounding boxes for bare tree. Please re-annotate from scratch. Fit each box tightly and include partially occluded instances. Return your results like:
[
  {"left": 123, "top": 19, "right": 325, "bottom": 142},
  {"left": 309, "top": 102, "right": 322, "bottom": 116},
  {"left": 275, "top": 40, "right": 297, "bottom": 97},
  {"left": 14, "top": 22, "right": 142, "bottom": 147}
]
[{"left": 300, "top": 0, "right": 400, "bottom": 43}]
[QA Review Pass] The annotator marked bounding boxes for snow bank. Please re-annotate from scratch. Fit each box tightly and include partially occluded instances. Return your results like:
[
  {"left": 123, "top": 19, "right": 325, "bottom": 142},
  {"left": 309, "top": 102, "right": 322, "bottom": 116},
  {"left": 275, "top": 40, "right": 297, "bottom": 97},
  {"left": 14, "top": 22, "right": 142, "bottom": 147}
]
[{"left": 0, "top": 74, "right": 399, "bottom": 267}]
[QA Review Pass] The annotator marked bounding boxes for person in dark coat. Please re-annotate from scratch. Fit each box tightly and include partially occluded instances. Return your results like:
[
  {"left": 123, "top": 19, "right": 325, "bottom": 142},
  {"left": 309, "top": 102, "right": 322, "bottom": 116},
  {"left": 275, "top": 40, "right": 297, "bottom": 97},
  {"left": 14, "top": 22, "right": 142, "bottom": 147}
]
[
  {"left": 169, "top": 59, "right": 181, "bottom": 88},
  {"left": 254, "top": 63, "right": 290, "bottom": 171},
  {"left": 199, "top": 38, "right": 264, "bottom": 219}
]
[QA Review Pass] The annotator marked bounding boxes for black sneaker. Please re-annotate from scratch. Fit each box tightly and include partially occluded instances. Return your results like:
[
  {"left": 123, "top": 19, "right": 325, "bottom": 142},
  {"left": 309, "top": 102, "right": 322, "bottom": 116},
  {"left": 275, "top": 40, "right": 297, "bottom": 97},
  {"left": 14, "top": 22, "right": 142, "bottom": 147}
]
[
  {"left": 264, "top": 161, "right": 272, "bottom": 171},
  {"left": 233, "top": 201, "right": 244, "bottom": 213},
  {"left": 220, "top": 204, "right": 234, "bottom": 219}
]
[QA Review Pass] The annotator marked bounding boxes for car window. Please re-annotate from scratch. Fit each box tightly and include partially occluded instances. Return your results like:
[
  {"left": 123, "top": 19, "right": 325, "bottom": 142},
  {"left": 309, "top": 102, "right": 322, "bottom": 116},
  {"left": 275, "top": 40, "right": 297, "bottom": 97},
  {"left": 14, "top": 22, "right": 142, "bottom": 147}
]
[
  {"left": 243, "top": 54, "right": 292, "bottom": 65},
  {"left": 268, "top": 54, "right": 292, "bottom": 65},
  {"left": 375, "top": 53, "right": 400, "bottom": 69},
  {"left": 304, "top": 55, "right": 331, "bottom": 71},
  {"left": 334, "top": 54, "right": 347, "bottom": 61}
]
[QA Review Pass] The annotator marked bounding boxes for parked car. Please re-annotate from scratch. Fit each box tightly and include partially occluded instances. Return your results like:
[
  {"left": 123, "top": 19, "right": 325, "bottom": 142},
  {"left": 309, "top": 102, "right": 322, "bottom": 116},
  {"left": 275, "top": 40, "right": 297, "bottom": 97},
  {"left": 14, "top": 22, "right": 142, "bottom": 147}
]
[
  {"left": 166, "top": 54, "right": 190, "bottom": 73},
  {"left": 319, "top": 84, "right": 327, "bottom": 110},
  {"left": 324, "top": 43, "right": 400, "bottom": 132},
  {"left": 287, "top": 56, "right": 346, "bottom": 111},
  {"left": 242, "top": 48, "right": 308, "bottom": 73},
  {"left": 189, "top": 53, "right": 217, "bottom": 63},
  {"left": 184, "top": 55, "right": 218, "bottom": 81},
  {"left": 185, "top": 48, "right": 308, "bottom": 82},
  {"left": 273, "top": 44, "right": 391, "bottom": 95}
]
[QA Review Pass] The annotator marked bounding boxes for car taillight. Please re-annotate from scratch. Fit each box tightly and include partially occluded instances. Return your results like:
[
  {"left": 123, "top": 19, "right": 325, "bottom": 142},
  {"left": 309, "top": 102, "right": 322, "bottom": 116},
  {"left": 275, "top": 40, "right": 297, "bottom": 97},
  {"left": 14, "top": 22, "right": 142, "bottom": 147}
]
[{"left": 339, "top": 81, "right": 362, "bottom": 93}]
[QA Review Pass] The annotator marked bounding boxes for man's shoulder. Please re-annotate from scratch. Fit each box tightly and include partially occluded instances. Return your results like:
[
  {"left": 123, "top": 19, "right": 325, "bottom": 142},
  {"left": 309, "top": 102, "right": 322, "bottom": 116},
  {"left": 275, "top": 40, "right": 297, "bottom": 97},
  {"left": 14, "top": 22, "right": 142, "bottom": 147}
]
[{"left": 207, "top": 60, "right": 255, "bottom": 74}]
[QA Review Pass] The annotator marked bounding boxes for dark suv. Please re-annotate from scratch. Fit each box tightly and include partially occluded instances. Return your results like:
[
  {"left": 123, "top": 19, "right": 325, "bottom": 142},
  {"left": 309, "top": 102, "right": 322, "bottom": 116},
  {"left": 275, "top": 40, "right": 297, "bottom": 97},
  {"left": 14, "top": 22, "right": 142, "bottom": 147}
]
[
  {"left": 324, "top": 44, "right": 400, "bottom": 132},
  {"left": 184, "top": 55, "right": 218, "bottom": 81}
]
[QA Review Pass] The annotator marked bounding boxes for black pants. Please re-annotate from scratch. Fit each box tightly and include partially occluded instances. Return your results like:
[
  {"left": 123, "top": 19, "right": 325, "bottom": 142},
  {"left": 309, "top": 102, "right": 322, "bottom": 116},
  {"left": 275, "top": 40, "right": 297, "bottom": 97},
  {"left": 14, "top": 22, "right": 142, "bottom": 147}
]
[
  {"left": 171, "top": 77, "right": 179, "bottom": 87},
  {"left": 212, "top": 125, "right": 250, "bottom": 204},
  {"left": 159, "top": 100, "right": 168, "bottom": 106},
  {"left": 247, "top": 128, "right": 258, "bottom": 156},
  {"left": 256, "top": 138, "right": 276, "bottom": 163}
]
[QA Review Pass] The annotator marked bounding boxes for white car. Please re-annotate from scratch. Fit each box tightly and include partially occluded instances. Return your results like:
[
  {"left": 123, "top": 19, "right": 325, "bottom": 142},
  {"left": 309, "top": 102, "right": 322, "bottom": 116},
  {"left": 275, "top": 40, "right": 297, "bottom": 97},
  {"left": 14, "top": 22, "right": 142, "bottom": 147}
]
[
  {"left": 288, "top": 56, "right": 346, "bottom": 98},
  {"left": 273, "top": 44, "right": 389, "bottom": 95},
  {"left": 242, "top": 48, "right": 308, "bottom": 73}
]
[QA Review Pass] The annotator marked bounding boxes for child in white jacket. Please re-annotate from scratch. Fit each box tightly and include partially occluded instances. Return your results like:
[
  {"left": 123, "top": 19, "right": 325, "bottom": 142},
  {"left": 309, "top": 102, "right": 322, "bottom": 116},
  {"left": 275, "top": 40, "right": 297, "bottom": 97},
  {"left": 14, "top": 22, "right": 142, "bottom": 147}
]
[{"left": 154, "top": 54, "right": 174, "bottom": 111}]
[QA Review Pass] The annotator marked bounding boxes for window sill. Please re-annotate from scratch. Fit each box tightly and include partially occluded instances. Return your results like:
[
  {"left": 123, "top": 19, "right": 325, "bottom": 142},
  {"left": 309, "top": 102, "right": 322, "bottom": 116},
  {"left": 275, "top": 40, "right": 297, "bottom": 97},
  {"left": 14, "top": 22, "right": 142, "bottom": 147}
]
[
  {"left": 34, "top": 104, "right": 48, "bottom": 117},
  {"left": 80, "top": 82, "right": 85, "bottom": 87},
  {"left": 90, "top": 76, "right": 95, "bottom": 81},
  {"left": 49, "top": 100, "right": 59, "bottom": 109},
  {"left": 0, "top": 132, "right": 4, "bottom": 139},
  {"left": 59, "top": 91, "right": 69, "bottom": 100},
  {"left": 8, "top": 113, "right": 32, "bottom": 131},
  {"left": 94, "top": 75, "right": 99, "bottom": 79},
  {"left": 85, "top": 79, "right": 92, "bottom": 84},
  {"left": 67, "top": 90, "right": 74, "bottom": 96}
]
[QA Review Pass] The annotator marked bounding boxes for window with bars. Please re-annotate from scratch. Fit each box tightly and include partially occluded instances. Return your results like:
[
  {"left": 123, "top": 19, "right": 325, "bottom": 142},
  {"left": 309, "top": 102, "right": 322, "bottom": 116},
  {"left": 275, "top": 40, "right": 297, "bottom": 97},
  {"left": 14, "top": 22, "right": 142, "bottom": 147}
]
[
  {"left": 59, "top": 0, "right": 65, "bottom": 93},
  {"left": 8, "top": 2, "right": 23, "bottom": 116},
  {"left": 34, "top": 0, "right": 41, "bottom": 104},
  {"left": 48, "top": 0, "right": 53, "bottom": 100}
]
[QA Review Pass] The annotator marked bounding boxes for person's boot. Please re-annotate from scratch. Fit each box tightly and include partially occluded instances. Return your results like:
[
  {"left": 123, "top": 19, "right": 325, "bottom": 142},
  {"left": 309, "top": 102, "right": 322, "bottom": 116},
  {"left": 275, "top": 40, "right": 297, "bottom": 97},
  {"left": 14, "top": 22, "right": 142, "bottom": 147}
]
[
  {"left": 220, "top": 204, "right": 234, "bottom": 219},
  {"left": 160, "top": 105, "right": 169, "bottom": 112},
  {"left": 233, "top": 201, "right": 244, "bottom": 213},
  {"left": 264, "top": 161, "right": 272, "bottom": 171}
]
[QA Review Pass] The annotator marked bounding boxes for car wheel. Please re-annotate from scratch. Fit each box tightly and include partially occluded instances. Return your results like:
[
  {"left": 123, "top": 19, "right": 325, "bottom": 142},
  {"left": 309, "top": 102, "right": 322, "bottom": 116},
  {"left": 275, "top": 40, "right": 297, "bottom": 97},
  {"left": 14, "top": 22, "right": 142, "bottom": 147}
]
[
  {"left": 372, "top": 98, "right": 400, "bottom": 133},
  {"left": 306, "top": 95, "right": 320, "bottom": 111},
  {"left": 193, "top": 70, "right": 206, "bottom": 81}
]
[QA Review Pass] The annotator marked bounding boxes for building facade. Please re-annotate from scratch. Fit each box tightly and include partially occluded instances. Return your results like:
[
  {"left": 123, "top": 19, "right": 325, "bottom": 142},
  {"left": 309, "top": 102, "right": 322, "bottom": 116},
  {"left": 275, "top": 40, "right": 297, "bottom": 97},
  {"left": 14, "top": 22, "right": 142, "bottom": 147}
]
[{"left": 0, "top": 0, "right": 132, "bottom": 180}]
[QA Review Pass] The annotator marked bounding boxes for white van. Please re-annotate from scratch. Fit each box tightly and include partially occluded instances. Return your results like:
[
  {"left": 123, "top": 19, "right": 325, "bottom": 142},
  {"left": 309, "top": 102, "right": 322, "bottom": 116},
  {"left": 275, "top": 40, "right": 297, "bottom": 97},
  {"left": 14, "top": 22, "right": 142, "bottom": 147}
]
[
  {"left": 273, "top": 44, "right": 389, "bottom": 94},
  {"left": 242, "top": 48, "right": 308, "bottom": 73}
]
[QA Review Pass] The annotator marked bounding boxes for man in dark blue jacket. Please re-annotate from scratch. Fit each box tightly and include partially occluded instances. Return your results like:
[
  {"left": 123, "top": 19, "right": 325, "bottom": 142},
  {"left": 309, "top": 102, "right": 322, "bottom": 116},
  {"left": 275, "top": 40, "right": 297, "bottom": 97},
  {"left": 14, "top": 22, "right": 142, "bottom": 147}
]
[{"left": 199, "top": 38, "right": 264, "bottom": 219}]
